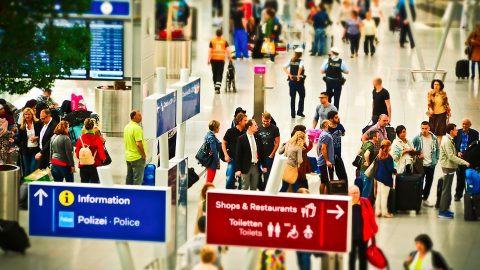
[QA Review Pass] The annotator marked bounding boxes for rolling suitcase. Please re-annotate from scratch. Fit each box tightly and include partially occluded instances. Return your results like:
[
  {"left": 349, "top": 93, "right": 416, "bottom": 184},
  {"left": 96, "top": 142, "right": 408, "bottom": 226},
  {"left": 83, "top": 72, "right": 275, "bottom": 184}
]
[
  {"left": 143, "top": 164, "right": 156, "bottom": 186},
  {"left": 395, "top": 173, "right": 423, "bottom": 213},
  {"left": 455, "top": 59, "right": 469, "bottom": 79},
  {"left": 0, "top": 219, "right": 30, "bottom": 254},
  {"left": 464, "top": 193, "right": 480, "bottom": 221},
  {"left": 328, "top": 179, "right": 348, "bottom": 195}
]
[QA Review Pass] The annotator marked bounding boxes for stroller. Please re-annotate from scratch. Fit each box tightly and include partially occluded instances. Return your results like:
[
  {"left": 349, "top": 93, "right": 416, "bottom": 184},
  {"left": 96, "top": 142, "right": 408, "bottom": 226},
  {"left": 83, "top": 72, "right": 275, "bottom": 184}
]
[{"left": 225, "top": 61, "right": 236, "bottom": 92}]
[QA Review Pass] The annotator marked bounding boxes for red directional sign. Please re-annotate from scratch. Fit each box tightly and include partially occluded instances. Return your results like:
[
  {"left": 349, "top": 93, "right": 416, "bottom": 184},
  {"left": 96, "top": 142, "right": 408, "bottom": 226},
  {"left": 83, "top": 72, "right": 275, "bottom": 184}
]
[{"left": 206, "top": 190, "right": 352, "bottom": 253}]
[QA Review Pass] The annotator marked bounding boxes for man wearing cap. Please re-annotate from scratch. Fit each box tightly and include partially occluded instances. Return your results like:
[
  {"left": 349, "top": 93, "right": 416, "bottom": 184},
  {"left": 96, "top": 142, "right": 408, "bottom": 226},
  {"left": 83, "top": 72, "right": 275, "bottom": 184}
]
[
  {"left": 283, "top": 48, "right": 306, "bottom": 118},
  {"left": 312, "top": 92, "right": 337, "bottom": 129},
  {"left": 320, "top": 47, "right": 349, "bottom": 110}
]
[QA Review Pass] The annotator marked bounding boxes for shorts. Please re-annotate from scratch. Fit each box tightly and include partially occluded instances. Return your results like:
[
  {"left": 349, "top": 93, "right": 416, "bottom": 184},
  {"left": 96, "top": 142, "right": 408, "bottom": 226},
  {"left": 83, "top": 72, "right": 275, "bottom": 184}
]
[{"left": 319, "top": 165, "right": 334, "bottom": 184}]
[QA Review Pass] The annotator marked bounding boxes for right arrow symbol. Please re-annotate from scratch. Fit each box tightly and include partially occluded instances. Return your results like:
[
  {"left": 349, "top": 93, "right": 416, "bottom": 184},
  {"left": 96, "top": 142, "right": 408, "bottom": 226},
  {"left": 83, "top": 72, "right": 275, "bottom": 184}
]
[
  {"left": 327, "top": 204, "right": 344, "bottom": 220},
  {"left": 34, "top": 188, "right": 48, "bottom": 206}
]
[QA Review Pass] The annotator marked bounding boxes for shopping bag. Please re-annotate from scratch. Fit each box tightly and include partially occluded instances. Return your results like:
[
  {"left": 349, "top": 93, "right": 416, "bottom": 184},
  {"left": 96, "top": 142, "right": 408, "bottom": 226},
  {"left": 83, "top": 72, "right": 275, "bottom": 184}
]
[{"left": 24, "top": 169, "right": 53, "bottom": 182}]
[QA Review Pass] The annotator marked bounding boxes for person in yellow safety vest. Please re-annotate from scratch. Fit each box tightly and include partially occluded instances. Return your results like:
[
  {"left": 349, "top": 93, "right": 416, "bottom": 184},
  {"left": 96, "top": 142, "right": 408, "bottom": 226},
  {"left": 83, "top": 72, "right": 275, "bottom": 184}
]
[{"left": 208, "top": 28, "right": 233, "bottom": 94}]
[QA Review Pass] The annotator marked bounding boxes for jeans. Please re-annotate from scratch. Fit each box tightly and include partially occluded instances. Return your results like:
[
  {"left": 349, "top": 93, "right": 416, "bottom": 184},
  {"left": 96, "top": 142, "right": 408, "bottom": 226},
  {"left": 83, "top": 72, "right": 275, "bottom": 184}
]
[
  {"left": 364, "top": 35, "right": 375, "bottom": 55},
  {"left": 234, "top": 29, "right": 249, "bottom": 59},
  {"left": 51, "top": 164, "right": 74, "bottom": 183},
  {"left": 360, "top": 171, "right": 373, "bottom": 198},
  {"left": 471, "top": 61, "right": 480, "bottom": 78},
  {"left": 400, "top": 23, "right": 415, "bottom": 48},
  {"left": 455, "top": 165, "right": 467, "bottom": 199},
  {"left": 22, "top": 152, "right": 37, "bottom": 176},
  {"left": 347, "top": 33, "right": 360, "bottom": 55},
  {"left": 423, "top": 165, "right": 435, "bottom": 200},
  {"left": 211, "top": 60, "right": 225, "bottom": 91},
  {"left": 325, "top": 79, "right": 343, "bottom": 110},
  {"left": 439, "top": 169, "right": 455, "bottom": 212},
  {"left": 79, "top": 165, "right": 100, "bottom": 184},
  {"left": 226, "top": 160, "right": 242, "bottom": 189},
  {"left": 312, "top": 28, "right": 326, "bottom": 56},
  {"left": 349, "top": 239, "right": 367, "bottom": 270},
  {"left": 375, "top": 180, "right": 391, "bottom": 215},
  {"left": 296, "top": 251, "right": 312, "bottom": 270},
  {"left": 289, "top": 81, "right": 305, "bottom": 117},
  {"left": 126, "top": 158, "right": 146, "bottom": 185}
]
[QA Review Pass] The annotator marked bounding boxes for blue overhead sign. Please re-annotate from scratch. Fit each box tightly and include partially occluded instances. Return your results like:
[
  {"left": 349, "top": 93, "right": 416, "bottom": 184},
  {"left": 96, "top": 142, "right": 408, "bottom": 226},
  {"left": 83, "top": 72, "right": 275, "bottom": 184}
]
[
  {"left": 55, "top": 0, "right": 131, "bottom": 17},
  {"left": 157, "top": 92, "right": 177, "bottom": 137},
  {"left": 29, "top": 182, "right": 170, "bottom": 242},
  {"left": 181, "top": 78, "right": 201, "bottom": 122}
]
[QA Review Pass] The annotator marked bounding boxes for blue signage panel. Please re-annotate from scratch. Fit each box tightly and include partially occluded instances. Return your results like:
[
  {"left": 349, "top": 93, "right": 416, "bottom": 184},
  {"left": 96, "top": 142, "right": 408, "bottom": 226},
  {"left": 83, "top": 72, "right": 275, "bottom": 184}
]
[
  {"left": 157, "top": 92, "right": 177, "bottom": 137},
  {"left": 181, "top": 78, "right": 201, "bottom": 122},
  {"left": 29, "top": 182, "right": 169, "bottom": 242}
]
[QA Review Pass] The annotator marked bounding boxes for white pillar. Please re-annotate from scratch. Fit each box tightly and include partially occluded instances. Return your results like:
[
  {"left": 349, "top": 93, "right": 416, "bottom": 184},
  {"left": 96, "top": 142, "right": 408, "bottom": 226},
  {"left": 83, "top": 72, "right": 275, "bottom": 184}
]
[
  {"left": 116, "top": 241, "right": 135, "bottom": 270},
  {"left": 175, "top": 68, "right": 190, "bottom": 160},
  {"left": 433, "top": 2, "right": 457, "bottom": 71},
  {"left": 156, "top": 67, "right": 170, "bottom": 169},
  {"left": 223, "top": 0, "right": 231, "bottom": 43}
]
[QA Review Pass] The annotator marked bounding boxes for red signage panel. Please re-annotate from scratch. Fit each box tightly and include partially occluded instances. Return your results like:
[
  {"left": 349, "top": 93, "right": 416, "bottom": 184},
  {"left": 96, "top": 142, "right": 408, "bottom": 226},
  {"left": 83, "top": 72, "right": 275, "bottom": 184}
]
[{"left": 206, "top": 190, "right": 352, "bottom": 253}]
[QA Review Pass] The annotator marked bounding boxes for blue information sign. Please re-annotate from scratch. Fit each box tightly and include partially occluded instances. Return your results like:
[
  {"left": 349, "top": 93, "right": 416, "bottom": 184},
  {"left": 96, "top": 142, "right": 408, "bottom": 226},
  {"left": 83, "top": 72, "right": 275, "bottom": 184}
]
[
  {"left": 157, "top": 92, "right": 177, "bottom": 137},
  {"left": 181, "top": 78, "right": 201, "bottom": 122},
  {"left": 29, "top": 182, "right": 170, "bottom": 242}
]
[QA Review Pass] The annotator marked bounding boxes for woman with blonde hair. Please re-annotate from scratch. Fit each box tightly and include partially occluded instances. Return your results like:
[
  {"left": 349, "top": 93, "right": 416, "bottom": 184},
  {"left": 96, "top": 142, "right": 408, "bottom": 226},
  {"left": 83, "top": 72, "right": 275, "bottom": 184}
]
[
  {"left": 427, "top": 79, "right": 450, "bottom": 144},
  {"left": 50, "top": 120, "right": 75, "bottom": 182},
  {"left": 374, "top": 139, "right": 395, "bottom": 218},
  {"left": 16, "top": 107, "right": 42, "bottom": 175},
  {"left": 279, "top": 130, "right": 306, "bottom": 192}
]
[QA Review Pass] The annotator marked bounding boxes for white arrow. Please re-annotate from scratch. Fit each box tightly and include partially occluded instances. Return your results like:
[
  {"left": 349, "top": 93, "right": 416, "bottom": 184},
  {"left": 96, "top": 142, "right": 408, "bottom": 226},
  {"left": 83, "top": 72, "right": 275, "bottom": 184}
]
[
  {"left": 327, "top": 204, "right": 345, "bottom": 220},
  {"left": 34, "top": 189, "right": 48, "bottom": 206}
]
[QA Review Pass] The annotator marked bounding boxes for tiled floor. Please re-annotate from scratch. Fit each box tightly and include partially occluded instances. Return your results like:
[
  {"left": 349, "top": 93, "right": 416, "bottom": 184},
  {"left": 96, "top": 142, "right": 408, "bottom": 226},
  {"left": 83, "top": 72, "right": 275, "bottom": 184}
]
[{"left": 1, "top": 0, "right": 480, "bottom": 269}]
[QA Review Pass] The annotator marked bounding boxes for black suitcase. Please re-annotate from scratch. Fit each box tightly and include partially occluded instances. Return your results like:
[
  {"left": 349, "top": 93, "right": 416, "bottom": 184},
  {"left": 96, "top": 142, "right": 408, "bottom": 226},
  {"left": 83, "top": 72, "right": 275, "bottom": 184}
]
[
  {"left": 328, "top": 179, "right": 348, "bottom": 195},
  {"left": 435, "top": 178, "right": 444, "bottom": 209},
  {"left": 0, "top": 219, "right": 30, "bottom": 254},
  {"left": 395, "top": 173, "right": 423, "bottom": 213},
  {"left": 388, "top": 16, "right": 399, "bottom": 33},
  {"left": 464, "top": 193, "right": 480, "bottom": 221},
  {"left": 455, "top": 59, "right": 470, "bottom": 79},
  {"left": 388, "top": 188, "right": 396, "bottom": 213}
]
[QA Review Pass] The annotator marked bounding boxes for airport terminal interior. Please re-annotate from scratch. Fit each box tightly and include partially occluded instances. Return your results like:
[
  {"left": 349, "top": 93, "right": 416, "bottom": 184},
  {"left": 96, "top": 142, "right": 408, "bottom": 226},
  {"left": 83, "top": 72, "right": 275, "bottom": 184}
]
[{"left": 1, "top": 0, "right": 480, "bottom": 269}]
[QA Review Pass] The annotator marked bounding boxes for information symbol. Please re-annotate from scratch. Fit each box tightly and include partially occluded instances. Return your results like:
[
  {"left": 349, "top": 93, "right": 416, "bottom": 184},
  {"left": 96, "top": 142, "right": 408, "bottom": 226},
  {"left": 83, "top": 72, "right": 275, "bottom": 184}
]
[{"left": 59, "top": 190, "right": 74, "bottom": 207}]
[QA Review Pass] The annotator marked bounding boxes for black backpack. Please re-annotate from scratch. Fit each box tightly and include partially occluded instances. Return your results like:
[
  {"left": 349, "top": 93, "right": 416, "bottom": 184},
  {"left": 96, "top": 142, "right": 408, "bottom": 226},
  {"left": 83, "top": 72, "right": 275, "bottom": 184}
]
[
  {"left": 195, "top": 141, "right": 212, "bottom": 167},
  {"left": 0, "top": 219, "right": 30, "bottom": 254}
]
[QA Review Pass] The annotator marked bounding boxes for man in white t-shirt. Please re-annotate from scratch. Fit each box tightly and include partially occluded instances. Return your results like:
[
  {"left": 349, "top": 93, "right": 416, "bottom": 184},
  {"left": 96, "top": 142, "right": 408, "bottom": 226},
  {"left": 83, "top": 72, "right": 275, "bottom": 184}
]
[{"left": 412, "top": 121, "right": 440, "bottom": 207}]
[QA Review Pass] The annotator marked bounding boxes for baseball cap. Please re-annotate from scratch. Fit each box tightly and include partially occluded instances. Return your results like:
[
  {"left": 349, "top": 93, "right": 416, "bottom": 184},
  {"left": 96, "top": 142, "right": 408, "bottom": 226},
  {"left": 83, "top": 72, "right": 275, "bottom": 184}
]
[
  {"left": 234, "top": 107, "right": 246, "bottom": 116},
  {"left": 330, "top": 47, "right": 340, "bottom": 54}
]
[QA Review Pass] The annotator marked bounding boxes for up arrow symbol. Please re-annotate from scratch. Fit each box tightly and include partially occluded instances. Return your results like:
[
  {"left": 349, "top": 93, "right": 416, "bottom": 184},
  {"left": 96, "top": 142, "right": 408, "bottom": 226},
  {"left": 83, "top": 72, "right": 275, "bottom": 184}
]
[{"left": 34, "top": 189, "right": 48, "bottom": 206}]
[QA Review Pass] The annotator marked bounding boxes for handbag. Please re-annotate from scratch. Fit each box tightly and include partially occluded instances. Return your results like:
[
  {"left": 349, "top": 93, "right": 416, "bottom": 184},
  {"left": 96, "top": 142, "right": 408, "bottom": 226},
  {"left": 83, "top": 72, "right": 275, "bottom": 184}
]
[
  {"left": 364, "top": 157, "right": 378, "bottom": 178},
  {"left": 412, "top": 157, "right": 424, "bottom": 174},
  {"left": 102, "top": 146, "right": 112, "bottom": 166},
  {"left": 366, "top": 237, "right": 389, "bottom": 268},
  {"left": 282, "top": 143, "right": 298, "bottom": 184},
  {"left": 352, "top": 154, "right": 362, "bottom": 168}
]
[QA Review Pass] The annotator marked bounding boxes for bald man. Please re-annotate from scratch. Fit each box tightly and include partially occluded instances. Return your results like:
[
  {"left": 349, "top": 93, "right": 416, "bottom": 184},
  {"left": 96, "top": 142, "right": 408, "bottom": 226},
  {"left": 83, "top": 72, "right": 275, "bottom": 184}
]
[
  {"left": 371, "top": 77, "right": 391, "bottom": 123},
  {"left": 454, "top": 118, "right": 479, "bottom": 201}
]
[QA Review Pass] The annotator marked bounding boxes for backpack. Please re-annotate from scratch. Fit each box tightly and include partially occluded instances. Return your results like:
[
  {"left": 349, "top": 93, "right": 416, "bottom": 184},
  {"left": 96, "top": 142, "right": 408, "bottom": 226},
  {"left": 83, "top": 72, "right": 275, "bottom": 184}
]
[
  {"left": 195, "top": 141, "right": 212, "bottom": 167},
  {"left": 466, "top": 169, "right": 480, "bottom": 195},
  {"left": 78, "top": 136, "right": 96, "bottom": 165}
]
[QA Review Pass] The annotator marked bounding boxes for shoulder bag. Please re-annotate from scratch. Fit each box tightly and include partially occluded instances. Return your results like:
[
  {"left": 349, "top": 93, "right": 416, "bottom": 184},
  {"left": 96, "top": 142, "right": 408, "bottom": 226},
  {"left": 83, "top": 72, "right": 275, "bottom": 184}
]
[{"left": 364, "top": 157, "right": 378, "bottom": 178}]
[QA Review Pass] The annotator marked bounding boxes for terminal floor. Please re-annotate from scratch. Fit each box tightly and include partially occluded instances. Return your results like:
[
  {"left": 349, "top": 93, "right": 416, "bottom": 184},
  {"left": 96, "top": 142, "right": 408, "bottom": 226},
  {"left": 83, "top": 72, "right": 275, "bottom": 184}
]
[{"left": 2, "top": 1, "right": 480, "bottom": 269}]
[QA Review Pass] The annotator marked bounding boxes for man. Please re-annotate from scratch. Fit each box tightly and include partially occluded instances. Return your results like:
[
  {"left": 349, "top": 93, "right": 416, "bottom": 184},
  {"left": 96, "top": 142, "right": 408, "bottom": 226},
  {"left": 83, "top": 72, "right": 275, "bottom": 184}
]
[
  {"left": 327, "top": 110, "right": 347, "bottom": 180},
  {"left": 208, "top": 28, "right": 233, "bottom": 94},
  {"left": 232, "top": 3, "right": 249, "bottom": 59},
  {"left": 257, "top": 112, "right": 280, "bottom": 190},
  {"left": 223, "top": 112, "right": 247, "bottom": 189},
  {"left": 124, "top": 110, "right": 147, "bottom": 185},
  {"left": 361, "top": 114, "right": 389, "bottom": 154},
  {"left": 37, "top": 89, "right": 59, "bottom": 109},
  {"left": 371, "top": 77, "right": 391, "bottom": 123},
  {"left": 317, "top": 120, "right": 335, "bottom": 194},
  {"left": 320, "top": 47, "right": 349, "bottom": 110},
  {"left": 35, "top": 109, "right": 58, "bottom": 169},
  {"left": 359, "top": 130, "right": 379, "bottom": 198},
  {"left": 235, "top": 119, "right": 267, "bottom": 190},
  {"left": 230, "top": 107, "right": 246, "bottom": 128},
  {"left": 397, "top": 0, "right": 416, "bottom": 48},
  {"left": 438, "top": 123, "right": 470, "bottom": 219},
  {"left": 312, "top": 92, "right": 337, "bottom": 129},
  {"left": 412, "top": 121, "right": 439, "bottom": 207},
  {"left": 454, "top": 118, "right": 479, "bottom": 201},
  {"left": 310, "top": 4, "right": 330, "bottom": 56},
  {"left": 185, "top": 217, "right": 223, "bottom": 270}
]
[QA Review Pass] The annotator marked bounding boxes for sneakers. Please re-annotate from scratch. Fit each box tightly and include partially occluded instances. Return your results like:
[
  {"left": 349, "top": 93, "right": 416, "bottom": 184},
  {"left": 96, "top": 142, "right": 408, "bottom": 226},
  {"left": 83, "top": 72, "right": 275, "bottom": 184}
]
[
  {"left": 422, "top": 200, "right": 434, "bottom": 207},
  {"left": 437, "top": 211, "right": 454, "bottom": 219}
]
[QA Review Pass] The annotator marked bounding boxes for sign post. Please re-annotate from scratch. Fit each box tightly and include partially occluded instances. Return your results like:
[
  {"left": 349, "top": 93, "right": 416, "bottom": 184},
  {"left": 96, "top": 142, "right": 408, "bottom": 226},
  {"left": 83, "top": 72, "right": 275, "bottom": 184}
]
[
  {"left": 253, "top": 65, "right": 266, "bottom": 124},
  {"left": 206, "top": 190, "right": 352, "bottom": 253}
]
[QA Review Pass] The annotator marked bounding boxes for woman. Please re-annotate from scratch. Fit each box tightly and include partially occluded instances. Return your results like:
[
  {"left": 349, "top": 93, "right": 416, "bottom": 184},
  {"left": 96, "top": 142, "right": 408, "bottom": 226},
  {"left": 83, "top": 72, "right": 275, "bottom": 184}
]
[
  {"left": 204, "top": 120, "right": 221, "bottom": 183},
  {"left": 404, "top": 234, "right": 450, "bottom": 270},
  {"left": 291, "top": 125, "right": 314, "bottom": 189},
  {"left": 50, "top": 120, "right": 75, "bottom": 182},
  {"left": 279, "top": 131, "right": 306, "bottom": 192},
  {"left": 362, "top": 11, "right": 377, "bottom": 56},
  {"left": 466, "top": 25, "right": 480, "bottom": 79},
  {"left": 0, "top": 102, "right": 15, "bottom": 128},
  {"left": 337, "top": 0, "right": 352, "bottom": 43},
  {"left": 427, "top": 79, "right": 451, "bottom": 144},
  {"left": 374, "top": 140, "right": 395, "bottom": 218},
  {"left": 345, "top": 10, "right": 362, "bottom": 58},
  {"left": 283, "top": 48, "right": 306, "bottom": 119},
  {"left": 194, "top": 183, "right": 215, "bottom": 235},
  {"left": 75, "top": 118, "right": 106, "bottom": 183},
  {"left": 16, "top": 108, "right": 42, "bottom": 175},
  {"left": 391, "top": 125, "right": 416, "bottom": 174}
]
